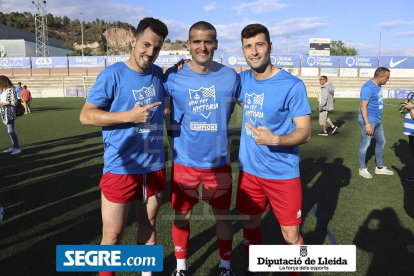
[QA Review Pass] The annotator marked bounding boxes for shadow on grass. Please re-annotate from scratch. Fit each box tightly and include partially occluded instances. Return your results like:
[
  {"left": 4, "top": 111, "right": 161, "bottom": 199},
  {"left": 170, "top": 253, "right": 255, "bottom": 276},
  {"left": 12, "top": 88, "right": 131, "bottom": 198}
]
[
  {"left": 391, "top": 138, "right": 414, "bottom": 219},
  {"left": 0, "top": 132, "right": 106, "bottom": 276},
  {"left": 30, "top": 106, "right": 77, "bottom": 112},
  {"left": 300, "top": 157, "right": 351, "bottom": 245},
  {"left": 353, "top": 208, "right": 414, "bottom": 276}
]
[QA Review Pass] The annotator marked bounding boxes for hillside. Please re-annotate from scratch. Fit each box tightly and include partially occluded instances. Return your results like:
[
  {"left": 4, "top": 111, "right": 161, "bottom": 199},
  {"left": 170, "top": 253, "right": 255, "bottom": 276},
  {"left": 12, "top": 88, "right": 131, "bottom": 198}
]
[{"left": 0, "top": 12, "right": 187, "bottom": 56}]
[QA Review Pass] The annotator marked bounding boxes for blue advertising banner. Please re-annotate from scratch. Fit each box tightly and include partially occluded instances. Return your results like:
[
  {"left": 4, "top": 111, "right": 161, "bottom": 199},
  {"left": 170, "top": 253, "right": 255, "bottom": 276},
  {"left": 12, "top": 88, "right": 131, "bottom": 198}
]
[
  {"left": 388, "top": 89, "right": 414, "bottom": 99},
  {"left": 68, "top": 56, "right": 105, "bottom": 68},
  {"left": 154, "top": 55, "right": 181, "bottom": 67},
  {"left": 32, "top": 57, "right": 67, "bottom": 69},
  {"left": 56, "top": 245, "right": 163, "bottom": 272},
  {"left": 271, "top": 55, "right": 300, "bottom": 67},
  {"left": 222, "top": 55, "right": 248, "bottom": 67},
  {"left": 106, "top": 55, "right": 129, "bottom": 67},
  {"left": 0, "top": 57, "right": 31, "bottom": 69},
  {"left": 340, "top": 56, "right": 377, "bottom": 68},
  {"left": 380, "top": 56, "right": 414, "bottom": 69},
  {"left": 301, "top": 56, "right": 339, "bottom": 67}
]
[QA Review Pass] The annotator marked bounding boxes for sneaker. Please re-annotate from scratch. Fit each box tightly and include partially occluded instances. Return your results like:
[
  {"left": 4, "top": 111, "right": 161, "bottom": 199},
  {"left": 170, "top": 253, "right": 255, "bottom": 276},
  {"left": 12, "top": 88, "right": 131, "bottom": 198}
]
[
  {"left": 0, "top": 206, "right": 3, "bottom": 222},
  {"left": 3, "top": 148, "right": 13, "bottom": 153},
  {"left": 11, "top": 149, "right": 21, "bottom": 155},
  {"left": 375, "top": 166, "right": 394, "bottom": 175},
  {"left": 405, "top": 176, "right": 414, "bottom": 181},
  {"left": 330, "top": 126, "right": 338, "bottom": 135},
  {"left": 170, "top": 270, "right": 190, "bottom": 276},
  {"left": 408, "top": 245, "right": 414, "bottom": 253},
  {"left": 217, "top": 267, "right": 235, "bottom": 276},
  {"left": 318, "top": 131, "right": 328, "bottom": 136},
  {"left": 359, "top": 168, "right": 373, "bottom": 179}
]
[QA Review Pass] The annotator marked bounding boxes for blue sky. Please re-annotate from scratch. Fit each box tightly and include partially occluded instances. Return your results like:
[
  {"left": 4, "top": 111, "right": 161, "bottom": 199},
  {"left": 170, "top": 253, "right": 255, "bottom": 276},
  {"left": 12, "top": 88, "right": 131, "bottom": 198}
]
[{"left": 2, "top": 0, "right": 413, "bottom": 56}]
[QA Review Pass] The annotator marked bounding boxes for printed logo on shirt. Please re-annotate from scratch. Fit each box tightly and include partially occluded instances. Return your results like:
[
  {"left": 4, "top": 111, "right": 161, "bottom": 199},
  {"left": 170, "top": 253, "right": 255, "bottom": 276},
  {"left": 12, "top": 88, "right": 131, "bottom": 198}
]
[
  {"left": 377, "top": 90, "right": 383, "bottom": 110},
  {"left": 132, "top": 84, "right": 159, "bottom": 133},
  {"left": 133, "top": 84, "right": 158, "bottom": 119},
  {"left": 244, "top": 92, "right": 265, "bottom": 137},
  {"left": 188, "top": 85, "right": 219, "bottom": 119}
]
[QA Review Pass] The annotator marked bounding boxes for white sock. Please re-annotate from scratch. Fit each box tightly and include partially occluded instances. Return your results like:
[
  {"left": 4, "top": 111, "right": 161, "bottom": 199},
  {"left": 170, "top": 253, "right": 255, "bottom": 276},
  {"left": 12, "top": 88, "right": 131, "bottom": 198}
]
[
  {"left": 177, "top": 258, "right": 187, "bottom": 271},
  {"left": 141, "top": 272, "right": 152, "bottom": 276},
  {"left": 220, "top": 259, "right": 230, "bottom": 269}
]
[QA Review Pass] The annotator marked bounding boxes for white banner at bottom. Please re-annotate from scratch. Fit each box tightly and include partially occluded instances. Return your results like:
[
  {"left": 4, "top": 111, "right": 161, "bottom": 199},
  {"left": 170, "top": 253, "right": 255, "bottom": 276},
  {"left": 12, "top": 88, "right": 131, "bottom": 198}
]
[{"left": 249, "top": 245, "right": 356, "bottom": 272}]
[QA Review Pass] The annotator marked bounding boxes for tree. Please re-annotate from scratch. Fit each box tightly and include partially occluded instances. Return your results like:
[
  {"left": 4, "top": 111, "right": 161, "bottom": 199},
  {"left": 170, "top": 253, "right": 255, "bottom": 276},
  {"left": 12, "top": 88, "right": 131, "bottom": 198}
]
[
  {"left": 330, "top": 40, "right": 358, "bottom": 56},
  {"left": 165, "top": 38, "right": 171, "bottom": 44}
]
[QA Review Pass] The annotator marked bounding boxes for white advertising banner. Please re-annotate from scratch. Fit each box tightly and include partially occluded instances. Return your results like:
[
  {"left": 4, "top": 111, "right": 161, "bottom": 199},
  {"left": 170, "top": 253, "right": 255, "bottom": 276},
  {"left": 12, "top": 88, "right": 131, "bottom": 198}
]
[
  {"left": 250, "top": 245, "right": 356, "bottom": 272},
  {"left": 301, "top": 67, "right": 319, "bottom": 76},
  {"left": 340, "top": 68, "right": 358, "bottom": 77},
  {"left": 359, "top": 68, "right": 376, "bottom": 77}
]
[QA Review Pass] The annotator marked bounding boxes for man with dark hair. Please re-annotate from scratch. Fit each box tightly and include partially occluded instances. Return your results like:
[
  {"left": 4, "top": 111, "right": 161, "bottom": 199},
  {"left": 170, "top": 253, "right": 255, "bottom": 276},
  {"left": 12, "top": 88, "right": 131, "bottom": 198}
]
[
  {"left": 317, "top": 76, "right": 337, "bottom": 136},
  {"left": 80, "top": 17, "right": 168, "bottom": 276},
  {"left": 237, "top": 23, "right": 311, "bottom": 276},
  {"left": 15, "top": 82, "right": 22, "bottom": 101},
  {"left": 358, "top": 67, "right": 393, "bottom": 178},
  {"left": 164, "top": 21, "right": 240, "bottom": 276}
]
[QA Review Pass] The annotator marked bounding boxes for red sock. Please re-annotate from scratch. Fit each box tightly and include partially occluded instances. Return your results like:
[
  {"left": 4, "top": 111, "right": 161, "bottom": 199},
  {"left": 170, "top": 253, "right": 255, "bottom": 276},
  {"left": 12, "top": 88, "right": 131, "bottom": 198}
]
[
  {"left": 99, "top": 272, "right": 115, "bottom": 276},
  {"left": 242, "top": 226, "right": 263, "bottom": 261},
  {"left": 172, "top": 223, "right": 190, "bottom": 259},
  {"left": 288, "top": 236, "right": 305, "bottom": 276},
  {"left": 217, "top": 238, "right": 233, "bottom": 261}
]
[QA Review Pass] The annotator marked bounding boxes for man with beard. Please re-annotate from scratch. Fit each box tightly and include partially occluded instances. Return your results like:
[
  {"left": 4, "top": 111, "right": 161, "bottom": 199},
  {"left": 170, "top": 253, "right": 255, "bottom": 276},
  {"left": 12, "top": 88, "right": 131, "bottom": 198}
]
[{"left": 80, "top": 17, "right": 168, "bottom": 276}]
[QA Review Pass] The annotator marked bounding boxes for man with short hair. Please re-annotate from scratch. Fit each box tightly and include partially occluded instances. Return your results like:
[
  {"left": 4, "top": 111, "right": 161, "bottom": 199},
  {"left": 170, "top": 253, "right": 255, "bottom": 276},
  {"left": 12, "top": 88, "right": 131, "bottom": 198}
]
[
  {"left": 237, "top": 23, "right": 311, "bottom": 276},
  {"left": 317, "top": 76, "right": 337, "bottom": 136},
  {"left": 79, "top": 17, "right": 168, "bottom": 276},
  {"left": 15, "top": 82, "right": 22, "bottom": 101},
  {"left": 21, "top": 85, "right": 32, "bottom": 114},
  {"left": 164, "top": 21, "right": 240, "bottom": 276},
  {"left": 358, "top": 67, "right": 394, "bottom": 178}
]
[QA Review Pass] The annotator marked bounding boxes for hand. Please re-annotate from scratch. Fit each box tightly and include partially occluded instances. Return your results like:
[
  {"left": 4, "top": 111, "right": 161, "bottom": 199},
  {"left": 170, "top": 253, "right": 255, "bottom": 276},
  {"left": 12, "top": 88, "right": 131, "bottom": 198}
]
[
  {"left": 402, "top": 102, "right": 414, "bottom": 110},
  {"left": 129, "top": 102, "right": 161, "bottom": 124},
  {"left": 173, "top": 59, "right": 191, "bottom": 71},
  {"left": 245, "top": 122, "right": 279, "bottom": 145},
  {"left": 365, "top": 125, "right": 374, "bottom": 136},
  {"left": 317, "top": 107, "right": 322, "bottom": 111}
]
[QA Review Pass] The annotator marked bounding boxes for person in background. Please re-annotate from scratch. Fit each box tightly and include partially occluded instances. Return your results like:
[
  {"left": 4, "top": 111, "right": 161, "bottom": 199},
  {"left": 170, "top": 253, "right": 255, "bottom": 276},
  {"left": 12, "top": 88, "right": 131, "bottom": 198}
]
[
  {"left": 15, "top": 82, "right": 22, "bottom": 102},
  {"left": 0, "top": 75, "right": 21, "bottom": 155},
  {"left": 317, "top": 76, "right": 338, "bottom": 136},
  {"left": 358, "top": 67, "right": 394, "bottom": 178},
  {"left": 21, "top": 85, "right": 32, "bottom": 114}
]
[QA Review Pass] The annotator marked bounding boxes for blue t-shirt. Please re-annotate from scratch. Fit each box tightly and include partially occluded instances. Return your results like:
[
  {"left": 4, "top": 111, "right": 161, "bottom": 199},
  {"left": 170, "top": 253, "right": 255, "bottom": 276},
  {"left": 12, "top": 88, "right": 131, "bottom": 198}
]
[
  {"left": 16, "top": 87, "right": 22, "bottom": 99},
  {"left": 238, "top": 69, "right": 311, "bottom": 180},
  {"left": 163, "top": 62, "right": 241, "bottom": 169},
  {"left": 358, "top": 79, "right": 383, "bottom": 123},
  {"left": 87, "top": 62, "right": 165, "bottom": 174}
]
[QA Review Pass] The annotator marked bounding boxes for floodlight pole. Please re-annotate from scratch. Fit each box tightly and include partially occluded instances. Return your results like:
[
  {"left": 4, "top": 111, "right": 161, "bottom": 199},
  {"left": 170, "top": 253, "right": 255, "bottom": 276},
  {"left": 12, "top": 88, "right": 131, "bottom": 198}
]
[{"left": 80, "top": 12, "right": 84, "bottom": 56}]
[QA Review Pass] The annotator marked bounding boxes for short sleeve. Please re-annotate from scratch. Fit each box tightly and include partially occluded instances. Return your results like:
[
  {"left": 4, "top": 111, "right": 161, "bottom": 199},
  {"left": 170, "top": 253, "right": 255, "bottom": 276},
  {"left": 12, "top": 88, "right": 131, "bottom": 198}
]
[
  {"left": 86, "top": 70, "right": 116, "bottom": 108},
  {"left": 286, "top": 81, "right": 312, "bottom": 118}
]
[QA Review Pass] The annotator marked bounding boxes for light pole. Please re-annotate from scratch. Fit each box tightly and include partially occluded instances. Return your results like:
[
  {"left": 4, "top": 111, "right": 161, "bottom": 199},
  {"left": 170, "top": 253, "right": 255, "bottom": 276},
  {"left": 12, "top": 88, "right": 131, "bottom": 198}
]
[
  {"left": 80, "top": 12, "right": 84, "bottom": 56},
  {"left": 287, "top": 36, "right": 291, "bottom": 55}
]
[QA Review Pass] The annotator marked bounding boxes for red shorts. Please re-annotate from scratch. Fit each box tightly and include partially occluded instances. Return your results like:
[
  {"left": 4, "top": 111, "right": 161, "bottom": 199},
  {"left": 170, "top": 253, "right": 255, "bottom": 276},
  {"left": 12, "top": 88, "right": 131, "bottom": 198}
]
[
  {"left": 171, "top": 163, "right": 232, "bottom": 211},
  {"left": 100, "top": 168, "right": 166, "bottom": 203},
  {"left": 236, "top": 171, "right": 302, "bottom": 226}
]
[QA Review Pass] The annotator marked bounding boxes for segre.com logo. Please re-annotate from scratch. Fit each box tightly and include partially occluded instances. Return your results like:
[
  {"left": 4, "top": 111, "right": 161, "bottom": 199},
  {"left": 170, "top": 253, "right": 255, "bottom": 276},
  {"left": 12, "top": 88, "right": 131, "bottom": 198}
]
[{"left": 56, "top": 245, "right": 163, "bottom": 272}]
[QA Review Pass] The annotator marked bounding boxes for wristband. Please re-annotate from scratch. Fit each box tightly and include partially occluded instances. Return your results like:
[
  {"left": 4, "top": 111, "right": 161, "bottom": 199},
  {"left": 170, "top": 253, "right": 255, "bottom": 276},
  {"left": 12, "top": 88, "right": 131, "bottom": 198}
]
[{"left": 365, "top": 124, "right": 371, "bottom": 127}]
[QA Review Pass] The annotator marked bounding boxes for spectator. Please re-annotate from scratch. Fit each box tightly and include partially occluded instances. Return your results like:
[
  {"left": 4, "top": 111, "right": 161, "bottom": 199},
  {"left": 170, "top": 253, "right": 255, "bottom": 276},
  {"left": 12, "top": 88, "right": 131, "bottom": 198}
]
[
  {"left": 15, "top": 82, "right": 22, "bottom": 101},
  {"left": 358, "top": 67, "right": 394, "bottom": 178},
  {"left": 0, "top": 75, "right": 21, "bottom": 155},
  {"left": 317, "top": 76, "right": 338, "bottom": 136},
  {"left": 21, "top": 85, "right": 32, "bottom": 114}
]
